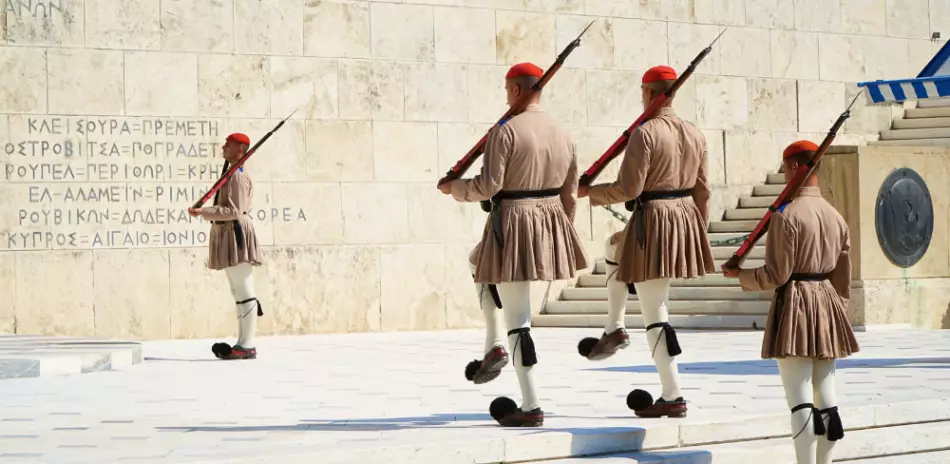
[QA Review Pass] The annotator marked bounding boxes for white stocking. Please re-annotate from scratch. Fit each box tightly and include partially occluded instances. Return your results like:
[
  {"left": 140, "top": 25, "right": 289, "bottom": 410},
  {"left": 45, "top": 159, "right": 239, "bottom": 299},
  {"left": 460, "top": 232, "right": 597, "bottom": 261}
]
[
  {"left": 471, "top": 262, "right": 505, "bottom": 354},
  {"left": 604, "top": 236, "right": 628, "bottom": 333},
  {"left": 225, "top": 262, "right": 258, "bottom": 349},
  {"left": 777, "top": 357, "right": 818, "bottom": 464},
  {"left": 635, "top": 278, "right": 681, "bottom": 400},
  {"left": 814, "top": 359, "right": 838, "bottom": 464},
  {"left": 497, "top": 281, "right": 541, "bottom": 412}
]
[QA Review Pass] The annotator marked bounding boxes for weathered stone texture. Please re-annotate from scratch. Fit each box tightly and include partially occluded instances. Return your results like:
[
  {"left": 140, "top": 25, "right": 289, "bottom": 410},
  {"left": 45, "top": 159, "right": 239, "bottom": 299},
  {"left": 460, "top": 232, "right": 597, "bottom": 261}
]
[
  {"left": 85, "top": 0, "right": 161, "bottom": 50},
  {"left": 338, "top": 60, "right": 405, "bottom": 120},
  {"left": 0, "top": 48, "right": 46, "bottom": 113},
  {"left": 341, "top": 184, "right": 409, "bottom": 244},
  {"left": 555, "top": 16, "right": 614, "bottom": 70},
  {"left": 668, "top": 22, "right": 723, "bottom": 75},
  {"left": 696, "top": 75, "right": 749, "bottom": 130},
  {"left": 160, "top": 0, "right": 232, "bottom": 53},
  {"left": 373, "top": 122, "right": 439, "bottom": 182},
  {"left": 745, "top": 0, "right": 794, "bottom": 29},
  {"left": 197, "top": 55, "right": 271, "bottom": 118},
  {"left": 720, "top": 27, "right": 771, "bottom": 78},
  {"left": 841, "top": 0, "right": 887, "bottom": 35},
  {"left": 270, "top": 57, "right": 339, "bottom": 120},
  {"left": 405, "top": 63, "right": 469, "bottom": 122},
  {"left": 0, "top": 252, "right": 14, "bottom": 333},
  {"left": 15, "top": 251, "right": 95, "bottom": 337},
  {"left": 305, "top": 120, "right": 375, "bottom": 182},
  {"left": 585, "top": 0, "right": 640, "bottom": 18},
  {"left": 3, "top": 0, "right": 84, "bottom": 46},
  {"left": 794, "top": 0, "right": 843, "bottom": 32},
  {"left": 303, "top": 0, "right": 370, "bottom": 58},
  {"left": 748, "top": 78, "right": 798, "bottom": 131},
  {"left": 48, "top": 50, "right": 124, "bottom": 115},
  {"left": 770, "top": 30, "right": 819, "bottom": 80},
  {"left": 612, "top": 18, "right": 669, "bottom": 72},
  {"left": 495, "top": 11, "right": 556, "bottom": 65},
  {"left": 235, "top": 0, "right": 304, "bottom": 56},
  {"left": 93, "top": 249, "right": 170, "bottom": 339},
  {"left": 885, "top": 0, "right": 931, "bottom": 39},
  {"left": 434, "top": 6, "right": 496, "bottom": 64},
  {"left": 371, "top": 3, "right": 434, "bottom": 61},
  {"left": 797, "top": 80, "right": 846, "bottom": 133},
  {"left": 124, "top": 52, "right": 198, "bottom": 117}
]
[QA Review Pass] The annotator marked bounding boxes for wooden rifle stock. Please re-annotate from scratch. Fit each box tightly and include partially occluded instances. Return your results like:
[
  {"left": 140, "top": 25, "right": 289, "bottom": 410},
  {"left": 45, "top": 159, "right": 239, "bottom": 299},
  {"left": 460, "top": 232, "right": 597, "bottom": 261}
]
[
  {"left": 722, "top": 93, "right": 861, "bottom": 269},
  {"left": 579, "top": 29, "right": 726, "bottom": 187},
  {"left": 436, "top": 20, "right": 596, "bottom": 187},
  {"left": 191, "top": 110, "right": 296, "bottom": 209}
]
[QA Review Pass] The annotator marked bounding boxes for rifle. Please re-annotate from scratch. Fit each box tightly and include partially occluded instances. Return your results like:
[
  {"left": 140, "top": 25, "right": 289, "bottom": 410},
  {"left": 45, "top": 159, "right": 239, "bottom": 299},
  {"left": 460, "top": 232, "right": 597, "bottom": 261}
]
[
  {"left": 190, "top": 110, "right": 296, "bottom": 209},
  {"left": 722, "top": 93, "right": 861, "bottom": 269},
  {"left": 436, "top": 20, "right": 595, "bottom": 195},
  {"left": 579, "top": 29, "right": 726, "bottom": 187}
]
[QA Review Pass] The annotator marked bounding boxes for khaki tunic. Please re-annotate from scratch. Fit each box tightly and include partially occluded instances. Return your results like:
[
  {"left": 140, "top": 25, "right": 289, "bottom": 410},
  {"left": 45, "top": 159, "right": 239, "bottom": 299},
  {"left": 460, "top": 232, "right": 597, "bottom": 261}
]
[
  {"left": 201, "top": 169, "right": 262, "bottom": 271},
  {"left": 452, "top": 103, "right": 589, "bottom": 284},
  {"left": 738, "top": 186, "right": 859, "bottom": 360},
  {"left": 589, "top": 106, "right": 715, "bottom": 283}
]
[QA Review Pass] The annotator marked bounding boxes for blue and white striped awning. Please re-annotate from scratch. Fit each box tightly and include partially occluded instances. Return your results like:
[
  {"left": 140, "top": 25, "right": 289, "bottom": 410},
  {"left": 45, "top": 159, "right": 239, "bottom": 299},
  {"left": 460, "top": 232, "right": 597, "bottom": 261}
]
[{"left": 857, "top": 76, "right": 950, "bottom": 104}]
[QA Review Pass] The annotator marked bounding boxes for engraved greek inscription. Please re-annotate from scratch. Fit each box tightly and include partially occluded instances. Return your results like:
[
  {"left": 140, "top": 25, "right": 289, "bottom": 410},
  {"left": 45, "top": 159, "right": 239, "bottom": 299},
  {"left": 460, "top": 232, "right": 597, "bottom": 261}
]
[
  {"left": 6, "top": 0, "right": 67, "bottom": 21},
  {"left": 4, "top": 163, "right": 77, "bottom": 180}
]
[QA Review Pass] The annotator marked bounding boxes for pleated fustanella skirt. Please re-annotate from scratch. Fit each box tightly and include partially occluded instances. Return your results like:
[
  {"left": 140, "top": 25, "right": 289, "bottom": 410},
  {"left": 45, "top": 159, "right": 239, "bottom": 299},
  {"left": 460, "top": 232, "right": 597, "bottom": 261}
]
[
  {"left": 761, "top": 280, "right": 860, "bottom": 360},
  {"left": 470, "top": 196, "right": 589, "bottom": 284}
]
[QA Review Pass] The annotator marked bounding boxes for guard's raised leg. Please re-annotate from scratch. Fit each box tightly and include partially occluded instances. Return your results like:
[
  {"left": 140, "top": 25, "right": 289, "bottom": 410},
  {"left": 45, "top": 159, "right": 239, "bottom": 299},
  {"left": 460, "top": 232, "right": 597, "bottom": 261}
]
[
  {"left": 464, "top": 261, "right": 509, "bottom": 385},
  {"left": 627, "top": 278, "right": 686, "bottom": 418},
  {"left": 578, "top": 234, "right": 630, "bottom": 361},
  {"left": 489, "top": 281, "right": 543, "bottom": 427}
]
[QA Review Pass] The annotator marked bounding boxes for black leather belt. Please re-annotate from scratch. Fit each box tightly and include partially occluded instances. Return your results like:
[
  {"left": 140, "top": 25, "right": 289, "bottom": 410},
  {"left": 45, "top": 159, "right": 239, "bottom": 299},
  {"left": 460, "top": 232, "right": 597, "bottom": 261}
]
[
  {"left": 625, "top": 189, "right": 692, "bottom": 246},
  {"left": 772, "top": 273, "right": 829, "bottom": 336},
  {"left": 212, "top": 212, "right": 249, "bottom": 250},
  {"left": 489, "top": 188, "right": 561, "bottom": 248}
]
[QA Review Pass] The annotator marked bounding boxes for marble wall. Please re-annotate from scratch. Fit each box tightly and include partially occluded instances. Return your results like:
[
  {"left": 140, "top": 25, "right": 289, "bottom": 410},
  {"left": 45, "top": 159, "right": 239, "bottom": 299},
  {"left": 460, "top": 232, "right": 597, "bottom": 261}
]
[{"left": 0, "top": 0, "right": 947, "bottom": 339}]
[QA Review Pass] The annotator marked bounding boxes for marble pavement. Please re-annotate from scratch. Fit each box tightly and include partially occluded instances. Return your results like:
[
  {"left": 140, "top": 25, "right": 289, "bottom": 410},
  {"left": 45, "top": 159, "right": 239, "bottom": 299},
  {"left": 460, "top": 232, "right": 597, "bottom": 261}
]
[{"left": 0, "top": 328, "right": 948, "bottom": 463}]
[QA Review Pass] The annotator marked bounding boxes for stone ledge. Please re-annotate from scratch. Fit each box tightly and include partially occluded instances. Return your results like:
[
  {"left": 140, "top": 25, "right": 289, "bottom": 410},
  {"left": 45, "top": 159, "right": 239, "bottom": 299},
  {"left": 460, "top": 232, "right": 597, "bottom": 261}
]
[{"left": 0, "top": 335, "right": 142, "bottom": 380}]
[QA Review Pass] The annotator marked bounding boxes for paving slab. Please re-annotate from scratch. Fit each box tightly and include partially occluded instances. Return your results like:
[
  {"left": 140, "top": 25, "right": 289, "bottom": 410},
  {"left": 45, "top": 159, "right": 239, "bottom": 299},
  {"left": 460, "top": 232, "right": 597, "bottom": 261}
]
[
  {"left": 0, "top": 329, "right": 947, "bottom": 463},
  {"left": 0, "top": 336, "right": 142, "bottom": 379}
]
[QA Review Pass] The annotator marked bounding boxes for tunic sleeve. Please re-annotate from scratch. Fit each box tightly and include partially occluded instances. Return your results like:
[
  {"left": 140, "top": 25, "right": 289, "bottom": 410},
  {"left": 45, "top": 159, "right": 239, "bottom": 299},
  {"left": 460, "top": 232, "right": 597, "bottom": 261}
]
[
  {"left": 588, "top": 126, "right": 651, "bottom": 207},
  {"left": 559, "top": 142, "right": 578, "bottom": 222},
  {"left": 201, "top": 174, "right": 251, "bottom": 221},
  {"left": 691, "top": 136, "right": 711, "bottom": 224},
  {"left": 450, "top": 125, "right": 512, "bottom": 202},
  {"left": 827, "top": 224, "right": 852, "bottom": 302},
  {"left": 738, "top": 213, "right": 795, "bottom": 292}
]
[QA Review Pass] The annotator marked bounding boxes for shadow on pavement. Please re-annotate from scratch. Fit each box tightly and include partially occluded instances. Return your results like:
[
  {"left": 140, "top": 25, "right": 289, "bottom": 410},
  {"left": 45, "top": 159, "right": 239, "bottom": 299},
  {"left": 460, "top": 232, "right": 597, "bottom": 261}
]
[{"left": 587, "top": 357, "right": 950, "bottom": 376}]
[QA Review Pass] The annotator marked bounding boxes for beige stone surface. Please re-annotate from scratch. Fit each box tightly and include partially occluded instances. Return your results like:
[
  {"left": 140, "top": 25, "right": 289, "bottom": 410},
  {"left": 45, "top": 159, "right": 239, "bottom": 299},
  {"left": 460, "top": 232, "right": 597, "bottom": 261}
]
[
  {"left": 585, "top": 0, "right": 640, "bottom": 18},
  {"left": 371, "top": 3, "right": 434, "bottom": 61},
  {"left": 373, "top": 122, "right": 439, "bottom": 182},
  {"left": 865, "top": 36, "right": 911, "bottom": 81},
  {"left": 168, "top": 247, "right": 230, "bottom": 339},
  {"left": 612, "top": 19, "right": 669, "bottom": 72},
  {"left": 671, "top": 78, "right": 698, "bottom": 124},
  {"left": 341, "top": 183, "right": 409, "bottom": 244},
  {"left": 933, "top": 1, "right": 950, "bottom": 35},
  {"left": 436, "top": 122, "right": 491, "bottom": 175},
  {"left": 124, "top": 52, "right": 198, "bottom": 117},
  {"left": 15, "top": 251, "right": 95, "bottom": 336},
  {"left": 819, "top": 152, "right": 861, "bottom": 279},
  {"left": 271, "top": 57, "right": 339, "bottom": 120},
  {"left": 160, "top": 0, "right": 232, "bottom": 53},
  {"left": 639, "top": 0, "right": 696, "bottom": 22},
  {"left": 852, "top": 279, "right": 950, "bottom": 329},
  {"left": 272, "top": 183, "right": 343, "bottom": 246},
  {"left": 748, "top": 78, "right": 798, "bottom": 131},
  {"left": 696, "top": 75, "right": 748, "bottom": 130},
  {"left": 586, "top": 70, "right": 643, "bottom": 127},
  {"left": 304, "top": 120, "right": 374, "bottom": 182},
  {"left": 526, "top": 0, "right": 583, "bottom": 13},
  {"left": 495, "top": 10, "right": 557, "bottom": 66},
  {"left": 886, "top": 0, "right": 931, "bottom": 39},
  {"left": 694, "top": 0, "right": 746, "bottom": 26},
  {"left": 555, "top": 15, "right": 614, "bottom": 70},
  {"left": 405, "top": 63, "right": 469, "bottom": 123},
  {"left": 770, "top": 30, "right": 819, "bottom": 80},
  {"left": 466, "top": 65, "right": 509, "bottom": 124},
  {"left": 668, "top": 22, "right": 722, "bottom": 76},
  {"left": 2, "top": 0, "right": 84, "bottom": 46},
  {"left": 85, "top": 0, "right": 161, "bottom": 50},
  {"left": 794, "top": 0, "right": 843, "bottom": 32},
  {"left": 338, "top": 60, "right": 405, "bottom": 121},
  {"left": 744, "top": 0, "right": 794, "bottom": 29},
  {"left": 0, "top": 48, "right": 46, "bottom": 113},
  {"left": 707, "top": 183, "right": 751, "bottom": 223},
  {"left": 543, "top": 68, "right": 588, "bottom": 126},
  {"left": 0, "top": 252, "right": 14, "bottom": 333},
  {"left": 47, "top": 50, "right": 124, "bottom": 115},
  {"left": 569, "top": 125, "right": 625, "bottom": 180},
  {"left": 841, "top": 0, "right": 887, "bottom": 35},
  {"left": 407, "top": 183, "right": 483, "bottom": 243},
  {"left": 908, "top": 39, "right": 939, "bottom": 76},
  {"left": 797, "top": 80, "right": 845, "bottom": 133},
  {"left": 702, "top": 129, "right": 725, "bottom": 185},
  {"left": 92, "top": 249, "right": 170, "bottom": 339},
  {"left": 722, "top": 131, "right": 780, "bottom": 185},
  {"left": 198, "top": 55, "right": 271, "bottom": 118},
  {"left": 444, "top": 243, "right": 485, "bottom": 329},
  {"left": 844, "top": 84, "right": 895, "bottom": 135},
  {"left": 818, "top": 33, "right": 867, "bottom": 82},
  {"left": 434, "top": 6, "right": 496, "bottom": 64},
  {"left": 262, "top": 246, "right": 381, "bottom": 334},
  {"left": 720, "top": 27, "right": 771, "bottom": 78},
  {"left": 239, "top": 119, "right": 309, "bottom": 183},
  {"left": 380, "top": 245, "right": 447, "bottom": 331},
  {"left": 303, "top": 0, "right": 370, "bottom": 58},
  {"left": 234, "top": 0, "right": 304, "bottom": 56}
]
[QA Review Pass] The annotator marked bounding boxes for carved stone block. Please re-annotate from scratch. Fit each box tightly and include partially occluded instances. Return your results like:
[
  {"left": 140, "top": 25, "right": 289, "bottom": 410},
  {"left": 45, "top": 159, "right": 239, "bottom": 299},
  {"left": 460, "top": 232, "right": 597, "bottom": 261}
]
[
  {"left": 125, "top": 51, "right": 198, "bottom": 117},
  {"left": 47, "top": 49, "right": 124, "bottom": 115}
]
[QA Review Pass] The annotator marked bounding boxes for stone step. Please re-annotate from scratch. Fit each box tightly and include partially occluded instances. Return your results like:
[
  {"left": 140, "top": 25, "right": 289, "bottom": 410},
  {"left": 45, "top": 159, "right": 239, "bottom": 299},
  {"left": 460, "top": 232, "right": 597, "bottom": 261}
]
[
  {"left": 532, "top": 313, "right": 765, "bottom": 329},
  {"left": 892, "top": 116, "right": 950, "bottom": 129},
  {"left": 590, "top": 250, "right": 764, "bottom": 273},
  {"left": 853, "top": 449, "right": 950, "bottom": 463},
  {"left": 0, "top": 336, "right": 143, "bottom": 379},
  {"left": 869, "top": 137, "right": 950, "bottom": 147},
  {"left": 578, "top": 273, "right": 738, "bottom": 287},
  {"left": 766, "top": 173, "right": 786, "bottom": 184},
  {"left": 545, "top": 299, "right": 770, "bottom": 315},
  {"left": 916, "top": 99, "right": 950, "bottom": 108},
  {"left": 905, "top": 107, "right": 950, "bottom": 118},
  {"left": 725, "top": 207, "right": 767, "bottom": 220},
  {"left": 753, "top": 184, "right": 786, "bottom": 196},
  {"left": 591, "top": 258, "right": 765, "bottom": 273},
  {"left": 739, "top": 196, "right": 777, "bottom": 208},
  {"left": 880, "top": 127, "right": 950, "bottom": 140},
  {"left": 707, "top": 231, "right": 761, "bottom": 242},
  {"left": 560, "top": 286, "right": 773, "bottom": 301},
  {"left": 708, "top": 220, "right": 758, "bottom": 233}
]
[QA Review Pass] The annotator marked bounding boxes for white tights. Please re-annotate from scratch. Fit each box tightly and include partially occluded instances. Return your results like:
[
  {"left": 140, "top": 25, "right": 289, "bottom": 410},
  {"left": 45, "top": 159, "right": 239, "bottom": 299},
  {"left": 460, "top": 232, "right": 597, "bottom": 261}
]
[
  {"left": 777, "top": 357, "right": 839, "bottom": 464},
  {"left": 224, "top": 262, "right": 258, "bottom": 349},
  {"left": 604, "top": 238, "right": 682, "bottom": 400}
]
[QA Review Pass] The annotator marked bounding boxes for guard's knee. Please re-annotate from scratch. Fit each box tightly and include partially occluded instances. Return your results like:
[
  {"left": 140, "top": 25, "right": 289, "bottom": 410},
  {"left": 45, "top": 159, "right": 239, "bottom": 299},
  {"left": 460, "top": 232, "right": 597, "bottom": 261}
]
[
  {"left": 236, "top": 297, "right": 263, "bottom": 317},
  {"left": 819, "top": 406, "right": 844, "bottom": 441},
  {"left": 645, "top": 322, "right": 681, "bottom": 357},
  {"left": 604, "top": 234, "right": 620, "bottom": 262},
  {"left": 507, "top": 327, "right": 537, "bottom": 367},
  {"left": 791, "top": 402, "right": 825, "bottom": 437}
]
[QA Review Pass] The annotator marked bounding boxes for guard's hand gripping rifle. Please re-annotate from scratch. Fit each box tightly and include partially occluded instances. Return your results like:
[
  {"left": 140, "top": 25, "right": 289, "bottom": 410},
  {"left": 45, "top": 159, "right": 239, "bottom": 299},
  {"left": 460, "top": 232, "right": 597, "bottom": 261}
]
[
  {"left": 722, "top": 93, "right": 861, "bottom": 269},
  {"left": 190, "top": 110, "right": 296, "bottom": 210},
  {"left": 436, "top": 20, "right": 596, "bottom": 211},
  {"left": 578, "top": 29, "right": 726, "bottom": 189}
]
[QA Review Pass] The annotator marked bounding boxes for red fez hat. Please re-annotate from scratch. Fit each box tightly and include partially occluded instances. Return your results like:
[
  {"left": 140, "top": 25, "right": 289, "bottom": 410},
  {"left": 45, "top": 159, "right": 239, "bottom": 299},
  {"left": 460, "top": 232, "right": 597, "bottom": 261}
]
[
  {"left": 783, "top": 140, "right": 819, "bottom": 159},
  {"left": 227, "top": 133, "right": 250, "bottom": 145},
  {"left": 642, "top": 65, "right": 677, "bottom": 83},
  {"left": 506, "top": 62, "right": 544, "bottom": 79}
]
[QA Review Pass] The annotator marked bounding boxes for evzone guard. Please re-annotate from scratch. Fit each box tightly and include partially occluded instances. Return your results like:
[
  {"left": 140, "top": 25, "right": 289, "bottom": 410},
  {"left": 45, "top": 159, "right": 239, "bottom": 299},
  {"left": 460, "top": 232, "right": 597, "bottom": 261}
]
[
  {"left": 439, "top": 62, "right": 589, "bottom": 427},
  {"left": 577, "top": 65, "right": 716, "bottom": 418},
  {"left": 188, "top": 132, "right": 264, "bottom": 360},
  {"left": 722, "top": 141, "right": 859, "bottom": 464}
]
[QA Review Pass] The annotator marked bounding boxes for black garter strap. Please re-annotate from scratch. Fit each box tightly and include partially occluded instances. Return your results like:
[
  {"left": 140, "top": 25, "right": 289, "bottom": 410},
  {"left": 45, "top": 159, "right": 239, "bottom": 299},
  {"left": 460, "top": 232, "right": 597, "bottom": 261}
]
[
  {"left": 820, "top": 406, "right": 844, "bottom": 441},
  {"left": 791, "top": 403, "right": 824, "bottom": 438},
  {"left": 488, "top": 284, "right": 503, "bottom": 309},
  {"left": 237, "top": 297, "right": 264, "bottom": 317},
  {"left": 645, "top": 322, "right": 682, "bottom": 357},
  {"left": 507, "top": 327, "right": 537, "bottom": 367}
]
